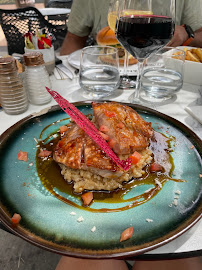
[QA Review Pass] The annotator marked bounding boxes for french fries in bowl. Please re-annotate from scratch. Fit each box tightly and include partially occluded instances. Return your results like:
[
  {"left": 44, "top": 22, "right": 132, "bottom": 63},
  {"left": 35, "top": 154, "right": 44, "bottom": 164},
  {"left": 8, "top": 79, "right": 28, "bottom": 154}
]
[
  {"left": 177, "top": 46, "right": 202, "bottom": 85},
  {"left": 183, "top": 47, "right": 202, "bottom": 63}
]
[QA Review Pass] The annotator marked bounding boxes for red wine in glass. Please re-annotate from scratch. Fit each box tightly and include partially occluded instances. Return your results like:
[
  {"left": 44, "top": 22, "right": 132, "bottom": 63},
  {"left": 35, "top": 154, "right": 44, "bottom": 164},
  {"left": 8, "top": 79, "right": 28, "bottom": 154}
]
[{"left": 116, "top": 15, "right": 175, "bottom": 60}]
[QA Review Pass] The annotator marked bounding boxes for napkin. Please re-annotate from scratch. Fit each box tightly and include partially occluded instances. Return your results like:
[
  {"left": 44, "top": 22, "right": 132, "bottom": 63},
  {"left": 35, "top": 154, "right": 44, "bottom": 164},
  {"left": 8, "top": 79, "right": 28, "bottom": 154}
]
[
  {"left": 184, "top": 87, "right": 202, "bottom": 124},
  {"left": 185, "top": 106, "right": 202, "bottom": 124}
]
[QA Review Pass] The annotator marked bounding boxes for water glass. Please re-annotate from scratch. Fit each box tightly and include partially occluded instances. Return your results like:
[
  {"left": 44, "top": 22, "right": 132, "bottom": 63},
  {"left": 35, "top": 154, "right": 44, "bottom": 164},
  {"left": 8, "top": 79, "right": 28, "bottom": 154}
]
[
  {"left": 140, "top": 47, "right": 185, "bottom": 103},
  {"left": 79, "top": 46, "right": 120, "bottom": 99}
]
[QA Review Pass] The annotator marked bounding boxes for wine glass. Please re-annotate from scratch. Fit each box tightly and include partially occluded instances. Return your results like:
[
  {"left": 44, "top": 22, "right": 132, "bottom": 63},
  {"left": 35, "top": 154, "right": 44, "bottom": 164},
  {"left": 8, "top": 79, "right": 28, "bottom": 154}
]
[
  {"left": 115, "top": 0, "right": 175, "bottom": 104},
  {"left": 107, "top": 0, "right": 136, "bottom": 89}
]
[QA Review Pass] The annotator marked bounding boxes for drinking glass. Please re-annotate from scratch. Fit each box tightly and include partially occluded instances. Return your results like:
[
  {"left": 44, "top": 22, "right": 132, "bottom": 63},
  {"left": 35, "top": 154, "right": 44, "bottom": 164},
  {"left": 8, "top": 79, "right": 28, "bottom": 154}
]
[
  {"left": 115, "top": 0, "right": 175, "bottom": 104},
  {"left": 107, "top": 0, "right": 136, "bottom": 89},
  {"left": 79, "top": 45, "right": 120, "bottom": 99},
  {"left": 141, "top": 47, "right": 185, "bottom": 103}
]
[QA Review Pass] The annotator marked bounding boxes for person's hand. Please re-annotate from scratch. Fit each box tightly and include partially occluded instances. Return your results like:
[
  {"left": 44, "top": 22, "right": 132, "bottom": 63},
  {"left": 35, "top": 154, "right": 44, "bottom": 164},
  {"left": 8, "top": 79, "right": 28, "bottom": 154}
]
[{"left": 168, "top": 25, "right": 189, "bottom": 47}]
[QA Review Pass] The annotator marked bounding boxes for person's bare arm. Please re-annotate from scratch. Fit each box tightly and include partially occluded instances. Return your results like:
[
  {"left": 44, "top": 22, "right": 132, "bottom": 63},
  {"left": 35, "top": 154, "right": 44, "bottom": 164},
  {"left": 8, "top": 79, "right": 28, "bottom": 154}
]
[
  {"left": 60, "top": 32, "right": 88, "bottom": 55},
  {"left": 168, "top": 25, "right": 202, "bottom": 48},
  {"left": 190, "top": 28, "right": 202, "bottom": 48}
]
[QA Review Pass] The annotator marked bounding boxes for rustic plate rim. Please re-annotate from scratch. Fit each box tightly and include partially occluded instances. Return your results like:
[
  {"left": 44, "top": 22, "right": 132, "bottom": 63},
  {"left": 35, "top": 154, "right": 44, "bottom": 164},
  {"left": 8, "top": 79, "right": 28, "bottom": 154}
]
[{"left": 0, "top": 101, "right": 201, "bottom": 259}]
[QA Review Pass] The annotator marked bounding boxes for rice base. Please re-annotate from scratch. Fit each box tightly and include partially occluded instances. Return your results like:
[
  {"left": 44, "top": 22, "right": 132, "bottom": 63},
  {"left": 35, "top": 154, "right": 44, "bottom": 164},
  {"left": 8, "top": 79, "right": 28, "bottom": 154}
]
[{"left": 60, "top": 148, "right": 153, "bottom": 193}]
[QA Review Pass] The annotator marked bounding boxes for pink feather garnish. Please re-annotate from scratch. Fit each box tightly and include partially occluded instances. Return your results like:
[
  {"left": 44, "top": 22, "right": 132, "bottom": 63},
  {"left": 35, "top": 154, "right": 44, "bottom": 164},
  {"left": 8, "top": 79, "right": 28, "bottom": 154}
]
[{"left": 46, "top": 87, "right": 132, "bottom": 171}]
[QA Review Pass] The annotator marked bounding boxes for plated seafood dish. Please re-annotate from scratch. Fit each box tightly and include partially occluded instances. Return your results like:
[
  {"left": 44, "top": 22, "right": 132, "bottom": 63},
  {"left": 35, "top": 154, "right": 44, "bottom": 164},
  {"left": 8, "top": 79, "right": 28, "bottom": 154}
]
[
  {"left": 54, "top": 102, "right": 153, "bottom": 193},
  {"left": 35, "top": 99, "right": 180, "bottom": 212},
  {"left": 1, "top": 97, "right": 201, "bottom": 255}
]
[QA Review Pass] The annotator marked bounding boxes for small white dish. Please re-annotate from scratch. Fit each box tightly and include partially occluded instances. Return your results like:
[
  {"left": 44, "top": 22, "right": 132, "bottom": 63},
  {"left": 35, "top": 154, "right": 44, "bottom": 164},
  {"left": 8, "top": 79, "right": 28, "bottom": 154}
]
[{"left": 177, "top": 46, "right": 202, "bottom": 86}]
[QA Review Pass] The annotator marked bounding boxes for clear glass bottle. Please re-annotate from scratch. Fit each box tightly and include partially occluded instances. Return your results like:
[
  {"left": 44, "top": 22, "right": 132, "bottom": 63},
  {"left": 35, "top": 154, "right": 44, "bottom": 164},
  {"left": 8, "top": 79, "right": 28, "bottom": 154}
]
[
  {"left": 0, "top": 57, "right": 28, "bottom": 115},
  {"left": 23, "top": 52, "right": 52, "bottom": 105}
]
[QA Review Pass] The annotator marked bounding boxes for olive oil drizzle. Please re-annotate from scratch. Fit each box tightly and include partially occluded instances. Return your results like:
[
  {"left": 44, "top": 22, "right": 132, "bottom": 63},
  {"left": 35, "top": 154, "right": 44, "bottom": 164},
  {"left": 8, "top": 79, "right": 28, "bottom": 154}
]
[{"left": 36, "top": 118, "right": 184, "bottom": 213}]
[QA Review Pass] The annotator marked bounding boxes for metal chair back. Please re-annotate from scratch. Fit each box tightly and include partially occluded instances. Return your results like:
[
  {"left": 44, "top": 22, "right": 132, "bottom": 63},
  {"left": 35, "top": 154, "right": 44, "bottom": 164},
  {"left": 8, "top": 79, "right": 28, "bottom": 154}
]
[{"left": 0, "top": 6, "right": 67, "bottom": 55}]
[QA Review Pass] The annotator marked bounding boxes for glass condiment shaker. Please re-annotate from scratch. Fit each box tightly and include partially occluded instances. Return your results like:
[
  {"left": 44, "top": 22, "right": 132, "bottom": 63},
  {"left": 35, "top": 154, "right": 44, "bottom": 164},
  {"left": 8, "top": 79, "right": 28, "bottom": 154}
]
[
  {"left": 0, "top": 57, "right": 28, "bottom": 115},
  {"left": 23, "top": 52, "right": 52, "bottom": 105}
]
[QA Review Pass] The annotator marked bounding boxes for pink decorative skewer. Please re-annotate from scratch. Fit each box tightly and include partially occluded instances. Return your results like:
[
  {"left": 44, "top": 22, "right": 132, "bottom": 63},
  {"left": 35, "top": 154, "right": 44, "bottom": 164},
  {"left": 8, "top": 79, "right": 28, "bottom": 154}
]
[{"left": 46, "top": 87, "right": 132, "bottom": 171}]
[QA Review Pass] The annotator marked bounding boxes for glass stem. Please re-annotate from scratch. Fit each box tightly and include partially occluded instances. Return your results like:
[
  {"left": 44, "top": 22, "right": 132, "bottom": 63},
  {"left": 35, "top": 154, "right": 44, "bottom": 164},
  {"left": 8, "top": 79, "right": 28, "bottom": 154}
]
[
  {"left": 119, "top": 49, "right": 132, "bottom": 89},
  {"left": 123, "top": 49, "right": 129, "bottom": 77},
  {"left": 132, "top": 58, "right": 146, "bottom": 102}
]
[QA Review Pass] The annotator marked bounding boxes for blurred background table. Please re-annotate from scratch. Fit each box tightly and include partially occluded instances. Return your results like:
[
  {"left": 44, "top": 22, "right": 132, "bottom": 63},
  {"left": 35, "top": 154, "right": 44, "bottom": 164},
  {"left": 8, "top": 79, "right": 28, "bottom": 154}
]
[
  {"left": 39, "top": 7, "right": 71, "bottom": 16},
  {"left": 39, "top": 7, "right": 70, "bottom": 29}
]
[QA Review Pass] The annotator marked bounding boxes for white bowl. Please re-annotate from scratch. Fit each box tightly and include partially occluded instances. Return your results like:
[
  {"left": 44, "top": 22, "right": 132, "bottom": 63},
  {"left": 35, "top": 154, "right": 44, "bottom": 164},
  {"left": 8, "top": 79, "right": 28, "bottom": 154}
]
[{"left": 177, "top": 46, "right": 202, "bottom": 86}]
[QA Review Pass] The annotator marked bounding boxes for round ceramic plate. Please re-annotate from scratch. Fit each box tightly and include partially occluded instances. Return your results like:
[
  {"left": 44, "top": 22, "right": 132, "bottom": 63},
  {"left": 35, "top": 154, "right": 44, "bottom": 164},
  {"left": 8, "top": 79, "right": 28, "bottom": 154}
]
[
  {"left": 67, "top": 49, "right": 82, "bottom": 69},
  {"left": 66, "top": 49, "right": 138, "bottom": 75},
  {"left": 0, "top": 102, "right": 201, "bottom": 259}
]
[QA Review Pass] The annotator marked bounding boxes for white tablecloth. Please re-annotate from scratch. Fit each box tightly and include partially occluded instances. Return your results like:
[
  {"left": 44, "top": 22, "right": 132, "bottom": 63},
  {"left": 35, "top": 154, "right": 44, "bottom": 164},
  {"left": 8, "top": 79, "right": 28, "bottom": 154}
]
[{"left": 0, "top": 76, "right": 201, "bottom": 256}]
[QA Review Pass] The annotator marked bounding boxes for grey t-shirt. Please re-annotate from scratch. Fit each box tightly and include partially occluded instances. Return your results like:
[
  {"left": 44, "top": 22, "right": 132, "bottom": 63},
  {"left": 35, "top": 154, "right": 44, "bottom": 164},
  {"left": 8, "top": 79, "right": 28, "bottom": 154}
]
[
  {"left": 67, "top": 0, "right": 110, "bottom": 39},
  {"left": 67, "top": 0, "right": 202, "bottom": 38}
]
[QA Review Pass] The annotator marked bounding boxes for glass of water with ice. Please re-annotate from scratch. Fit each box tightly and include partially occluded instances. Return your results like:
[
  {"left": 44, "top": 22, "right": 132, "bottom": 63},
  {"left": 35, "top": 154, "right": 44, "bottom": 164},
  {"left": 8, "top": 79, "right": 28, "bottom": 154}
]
[{"left": 79, "top": 46, "right": 120, "bottom": 99}]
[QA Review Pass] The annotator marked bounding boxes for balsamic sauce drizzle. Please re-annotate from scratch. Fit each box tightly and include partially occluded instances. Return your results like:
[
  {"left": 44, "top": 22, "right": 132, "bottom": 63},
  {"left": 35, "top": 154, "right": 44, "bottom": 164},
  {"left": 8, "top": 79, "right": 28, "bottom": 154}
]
[{"left": 36, "top": 118, "right": 184, "bottom": 213}]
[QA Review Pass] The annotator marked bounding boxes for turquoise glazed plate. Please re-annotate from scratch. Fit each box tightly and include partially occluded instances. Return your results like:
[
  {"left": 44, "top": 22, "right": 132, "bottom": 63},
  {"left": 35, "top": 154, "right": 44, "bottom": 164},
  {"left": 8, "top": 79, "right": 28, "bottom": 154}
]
[{"left": 0, "top": 102, "right": 201, "bottom": 259}]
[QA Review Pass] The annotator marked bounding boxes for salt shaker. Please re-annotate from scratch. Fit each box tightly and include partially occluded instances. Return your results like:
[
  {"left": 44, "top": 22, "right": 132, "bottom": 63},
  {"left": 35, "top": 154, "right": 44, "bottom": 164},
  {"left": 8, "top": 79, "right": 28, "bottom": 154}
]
[
  {"left": 0, "top": 57, "right": 28, "bottom": 115},
  {"left": 23, "top": 52, "right": 52, "bottom": 105}
]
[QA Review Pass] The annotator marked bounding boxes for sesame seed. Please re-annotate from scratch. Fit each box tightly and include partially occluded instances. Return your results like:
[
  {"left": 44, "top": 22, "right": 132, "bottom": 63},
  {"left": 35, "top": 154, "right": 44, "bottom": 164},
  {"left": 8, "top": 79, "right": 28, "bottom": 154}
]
[
  {"left": 167, "top": 148, "right": 173, "bottom": 152},
  {"left": 175, "top": 190, "right": 181, "bottom": 195},
  {"left": 173, "top": 199, "right": 178, "bottom": 206},
  {"left": 77, "top": 216, "right": 84, "bottom": 223},
  {"left": 146, "top": 218, "right": 153, "bottom": 223},
  {"left": 91, "top": 226, "right": 96, "bottom": 232}
]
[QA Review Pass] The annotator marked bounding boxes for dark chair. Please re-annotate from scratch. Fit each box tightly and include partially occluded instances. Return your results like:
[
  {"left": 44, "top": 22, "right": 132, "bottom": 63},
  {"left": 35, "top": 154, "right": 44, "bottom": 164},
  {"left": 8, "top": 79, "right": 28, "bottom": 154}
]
[{"left": 0, "top": 6, "right": 68, "bottom": 55}]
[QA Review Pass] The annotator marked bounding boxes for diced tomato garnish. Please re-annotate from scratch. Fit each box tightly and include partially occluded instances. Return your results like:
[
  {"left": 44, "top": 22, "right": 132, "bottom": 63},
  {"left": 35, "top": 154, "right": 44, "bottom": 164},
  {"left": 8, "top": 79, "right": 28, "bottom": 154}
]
[
  {"left": 108, "top": 139, "right": 116, "bottom": 148},
  {"left": 60, "top": 125, "right": 68, "bottom": 133},
  {"left": 104, "top": 110, "right": 116, "bottom": 118},
  {"left": 17, "top": 150, "right": 28, "bottom": 162},
  {"left": 99, "top": 131, "right": 109, "bottom": 141},
  {"left": 130, "top": 151, "right": 142, "bottom": 165},
  {"left": 99, "top": 125, "right": 109, "bottom": 132},
  {"left": 150, "top": 162, "right": 163, "bottom": 172},
  {"left": 38, "top": 149, "right": 52, "bottom": 158},
  {"left": 81, "top": 192, "right": 93, "bottom": 206},
  {"left": 11, "top": 213, "right": 21, "bottom": 225},
  {"left": 120, "top": 227, "right": 133, "bottom": 242},
  {"left": 117, "top": 122, "right": 124, "bottom": 128}
]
